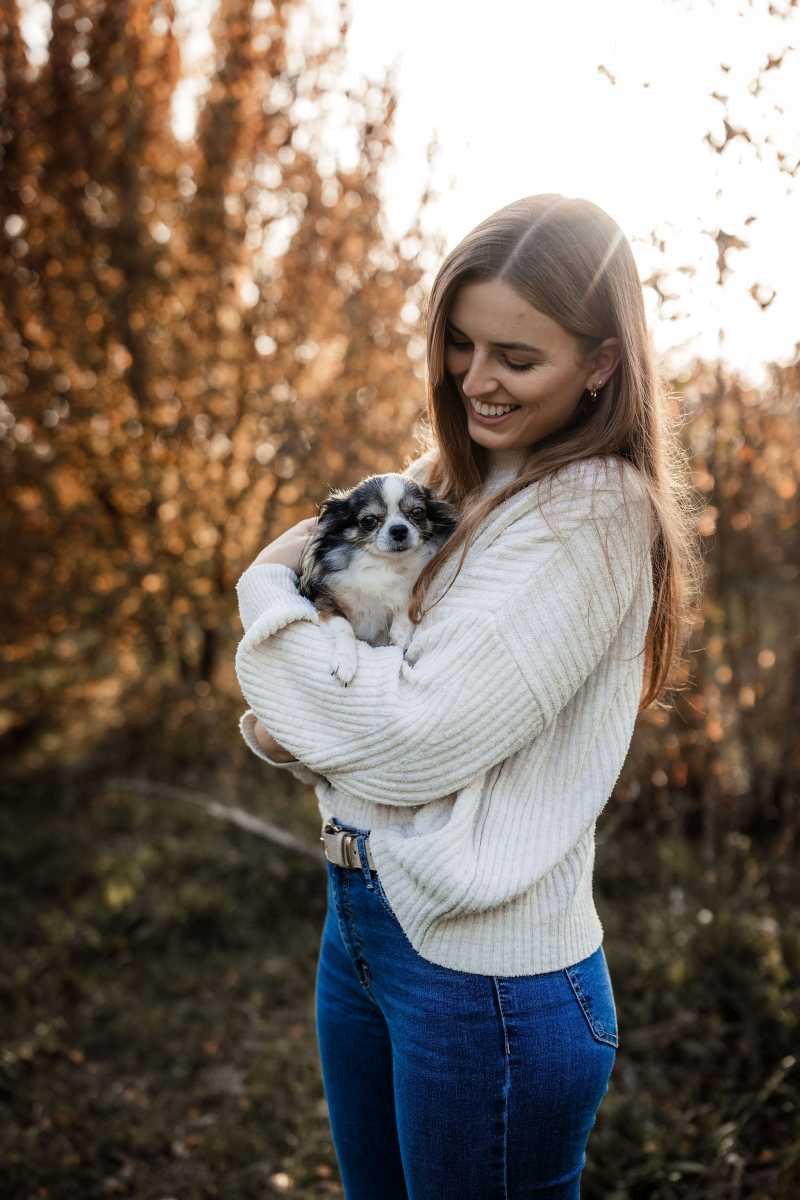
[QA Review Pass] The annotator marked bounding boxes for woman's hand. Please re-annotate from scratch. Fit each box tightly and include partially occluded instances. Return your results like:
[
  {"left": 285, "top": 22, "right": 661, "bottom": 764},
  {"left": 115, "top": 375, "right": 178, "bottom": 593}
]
[
  {"left": 253, "top": 719, "right": 298, "bottom": 763},
  {"left": 251, "top": 515, "right": 319, "bottom": 573}
]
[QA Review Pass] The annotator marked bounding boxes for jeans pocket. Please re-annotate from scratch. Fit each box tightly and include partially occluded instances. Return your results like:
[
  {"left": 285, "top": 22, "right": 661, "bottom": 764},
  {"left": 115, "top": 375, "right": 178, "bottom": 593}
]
[{"left": 562, "top": 946, "right": 619, "bottom": 1048}]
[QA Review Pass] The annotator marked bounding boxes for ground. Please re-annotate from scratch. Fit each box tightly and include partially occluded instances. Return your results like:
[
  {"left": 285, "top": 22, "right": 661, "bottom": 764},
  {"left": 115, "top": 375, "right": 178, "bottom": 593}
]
[{"left": 1, "top": 770, "right": 797, "bottom": 1199}]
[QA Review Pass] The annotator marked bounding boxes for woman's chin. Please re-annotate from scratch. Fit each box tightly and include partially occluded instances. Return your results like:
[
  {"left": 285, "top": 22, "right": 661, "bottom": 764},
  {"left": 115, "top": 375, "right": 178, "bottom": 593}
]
[{"left": 466, "top": 412, "right": 514, "bottom": 441}]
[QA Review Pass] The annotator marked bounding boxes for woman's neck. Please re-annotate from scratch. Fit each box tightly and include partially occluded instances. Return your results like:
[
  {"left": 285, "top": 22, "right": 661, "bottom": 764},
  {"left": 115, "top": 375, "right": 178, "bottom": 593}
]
[{"left": 483, "top": 444, "right": 528, "bottom": 491}]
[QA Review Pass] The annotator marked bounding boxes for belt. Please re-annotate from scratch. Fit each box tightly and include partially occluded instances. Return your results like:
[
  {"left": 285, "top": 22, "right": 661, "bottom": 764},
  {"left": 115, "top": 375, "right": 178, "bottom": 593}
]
[{"left": 320, "top": 819, "right": 376, "bottom": 870}]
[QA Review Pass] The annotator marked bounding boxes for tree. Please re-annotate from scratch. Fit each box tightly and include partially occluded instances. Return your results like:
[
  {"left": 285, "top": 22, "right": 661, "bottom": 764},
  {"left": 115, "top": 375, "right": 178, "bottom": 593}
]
[{"left": 0, "top": 0, "right": 441, "bottom": 771}]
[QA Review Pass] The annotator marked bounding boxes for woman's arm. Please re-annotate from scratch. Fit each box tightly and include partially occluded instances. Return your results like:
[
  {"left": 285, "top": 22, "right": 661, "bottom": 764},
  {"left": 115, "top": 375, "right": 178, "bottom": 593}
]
[
  {"left": 235, "top": 454, "right": 437, "bottom": 782},
  {"left": 234, "top": 469, "right": 655, "bottom": 806},
  {"left": 237, "top": 450, "right": 435, "bottom": 774}
]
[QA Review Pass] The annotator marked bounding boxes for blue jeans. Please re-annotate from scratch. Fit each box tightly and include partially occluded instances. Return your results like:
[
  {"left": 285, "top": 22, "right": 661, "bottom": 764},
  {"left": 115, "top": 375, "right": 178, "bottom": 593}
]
[{"left": 315, "top": 817, "right": 619, "bottom": 1199}]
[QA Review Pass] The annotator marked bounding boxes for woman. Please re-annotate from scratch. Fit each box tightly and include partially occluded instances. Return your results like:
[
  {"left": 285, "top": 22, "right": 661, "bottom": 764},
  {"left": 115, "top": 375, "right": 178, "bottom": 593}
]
[{"left": 234, "top": 194, "right": 702, "bottom": 1199}]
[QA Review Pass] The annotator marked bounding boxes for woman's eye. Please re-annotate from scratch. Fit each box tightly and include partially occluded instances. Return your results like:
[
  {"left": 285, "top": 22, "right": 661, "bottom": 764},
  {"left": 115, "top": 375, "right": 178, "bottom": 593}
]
[{"left": 445, "top": 332, "right": 535, "bottom": 373}]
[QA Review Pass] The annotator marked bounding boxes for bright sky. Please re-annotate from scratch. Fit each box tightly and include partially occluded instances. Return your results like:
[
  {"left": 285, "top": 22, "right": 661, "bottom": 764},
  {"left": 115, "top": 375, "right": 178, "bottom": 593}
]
[{"left": 19, "top": 0, "right": 800, "bottom": 386}]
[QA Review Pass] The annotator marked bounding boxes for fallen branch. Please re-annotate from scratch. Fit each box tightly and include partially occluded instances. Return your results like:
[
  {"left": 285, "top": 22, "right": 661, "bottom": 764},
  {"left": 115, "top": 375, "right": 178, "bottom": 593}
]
[{"left": 103, "top": 776, "right": 325, "bottom": 867}]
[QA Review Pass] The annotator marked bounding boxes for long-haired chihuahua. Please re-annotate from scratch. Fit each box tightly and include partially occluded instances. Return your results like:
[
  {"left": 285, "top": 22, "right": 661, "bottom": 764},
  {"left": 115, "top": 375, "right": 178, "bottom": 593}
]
[{"left": 297, "top": 472, "right": 459, "bottom": 685}]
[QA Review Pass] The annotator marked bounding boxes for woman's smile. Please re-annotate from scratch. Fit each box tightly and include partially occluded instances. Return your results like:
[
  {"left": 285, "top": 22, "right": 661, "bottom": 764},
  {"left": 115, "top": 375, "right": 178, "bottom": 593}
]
[{"left": 465, "top": 394, "right": 521, "bottom": 424}]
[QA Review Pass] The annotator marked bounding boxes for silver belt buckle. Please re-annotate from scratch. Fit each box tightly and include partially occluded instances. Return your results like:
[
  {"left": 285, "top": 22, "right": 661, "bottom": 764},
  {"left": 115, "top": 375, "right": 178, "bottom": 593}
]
[{"left": 320, "top": 821, "right": 358, "bottom": 868}]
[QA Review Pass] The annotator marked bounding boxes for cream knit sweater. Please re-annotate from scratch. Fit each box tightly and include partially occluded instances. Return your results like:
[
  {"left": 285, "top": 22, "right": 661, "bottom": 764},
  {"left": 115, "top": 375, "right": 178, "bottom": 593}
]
[{"left": 234, "top": 445, "right": 656, "bottom": 975}]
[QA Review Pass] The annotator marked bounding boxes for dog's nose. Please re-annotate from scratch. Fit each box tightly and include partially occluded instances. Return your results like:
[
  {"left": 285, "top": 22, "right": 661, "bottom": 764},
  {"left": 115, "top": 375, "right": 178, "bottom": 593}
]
[{"left": 388, "top": 523, "right": 409, "bottom": 542}]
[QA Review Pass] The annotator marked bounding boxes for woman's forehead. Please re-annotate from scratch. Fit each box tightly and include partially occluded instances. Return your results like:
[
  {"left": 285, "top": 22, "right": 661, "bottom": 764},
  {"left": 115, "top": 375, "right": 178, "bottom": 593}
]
[{"left": 448, "top": 280, "right": 570, "bottom": 349}]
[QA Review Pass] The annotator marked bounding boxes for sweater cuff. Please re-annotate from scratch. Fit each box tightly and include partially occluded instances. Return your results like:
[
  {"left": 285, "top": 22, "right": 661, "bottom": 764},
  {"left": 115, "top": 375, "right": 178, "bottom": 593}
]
[
  {"left": 239, "top": 709, "right": 327, "bottom": 786},
  {"left": 235, "top": 561, "right": 319, "bottom": 635}
]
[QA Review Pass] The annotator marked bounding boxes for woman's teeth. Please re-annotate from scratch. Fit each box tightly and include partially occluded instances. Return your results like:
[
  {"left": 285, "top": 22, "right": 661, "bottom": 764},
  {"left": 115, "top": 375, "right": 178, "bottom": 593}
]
[{"left": 469, "top": 396, "right": 521, "bottom": 418}]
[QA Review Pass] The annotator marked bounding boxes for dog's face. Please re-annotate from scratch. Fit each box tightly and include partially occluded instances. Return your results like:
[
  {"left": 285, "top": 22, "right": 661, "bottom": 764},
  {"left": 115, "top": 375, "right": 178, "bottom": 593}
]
[{"left": 313, "top": 474, "right": 458, "bottom": 563}]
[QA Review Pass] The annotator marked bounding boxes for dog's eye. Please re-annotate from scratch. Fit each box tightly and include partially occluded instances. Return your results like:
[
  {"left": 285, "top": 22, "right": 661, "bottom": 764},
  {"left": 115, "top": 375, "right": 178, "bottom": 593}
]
[
  {"left": 360, "top": 515, "right": 380, "bottom": 531},
  {"left": 410, "top": 506, "right": 426, "bottom": 521}
]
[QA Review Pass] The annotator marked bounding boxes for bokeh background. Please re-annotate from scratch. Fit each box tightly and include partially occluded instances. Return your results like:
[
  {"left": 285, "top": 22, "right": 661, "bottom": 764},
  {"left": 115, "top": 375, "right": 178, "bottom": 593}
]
[{"left": 2, "top": 0, "right": 798, "bottom": 1196}]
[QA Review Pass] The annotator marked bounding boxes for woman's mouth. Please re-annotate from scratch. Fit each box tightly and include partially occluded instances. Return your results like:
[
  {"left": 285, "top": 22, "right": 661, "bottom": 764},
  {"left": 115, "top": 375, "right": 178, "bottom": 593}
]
[{"left": 466, "top": 395, "right": 521, "bottom": 424}]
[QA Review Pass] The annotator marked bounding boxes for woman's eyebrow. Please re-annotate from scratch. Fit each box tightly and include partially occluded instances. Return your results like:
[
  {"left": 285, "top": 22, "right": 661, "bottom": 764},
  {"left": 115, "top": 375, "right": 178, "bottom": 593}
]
[{"left": 446, "top": 319, "right": 541, "bottom": 353}]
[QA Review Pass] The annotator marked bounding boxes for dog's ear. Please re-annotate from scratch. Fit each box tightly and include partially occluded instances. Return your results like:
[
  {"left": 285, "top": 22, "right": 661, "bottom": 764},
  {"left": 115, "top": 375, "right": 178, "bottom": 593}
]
[
  {"left": 425, "top": 496, "right": 460, "bottom": 537},
  {"left": 317, "top": 493, "right": 353, "bottom": 526}
]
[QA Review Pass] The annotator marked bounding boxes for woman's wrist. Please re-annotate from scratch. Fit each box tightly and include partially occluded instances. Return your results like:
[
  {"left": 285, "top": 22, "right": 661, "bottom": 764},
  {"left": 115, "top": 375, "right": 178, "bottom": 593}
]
[{"left": 252, "top": 720, "right": 297, "bottom": 762}]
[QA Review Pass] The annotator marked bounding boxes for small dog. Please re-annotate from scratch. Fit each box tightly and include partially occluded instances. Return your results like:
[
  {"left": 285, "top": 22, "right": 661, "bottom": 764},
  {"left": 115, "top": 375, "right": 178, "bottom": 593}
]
[{"left": 297, "top": 473, "right": 459, "bottom": 685}]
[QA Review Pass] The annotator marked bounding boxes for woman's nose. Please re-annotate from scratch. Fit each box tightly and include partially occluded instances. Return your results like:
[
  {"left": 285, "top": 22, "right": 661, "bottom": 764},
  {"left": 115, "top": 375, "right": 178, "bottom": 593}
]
[{"left": 460, "top": 349, "right": 498, "bottom": 397}]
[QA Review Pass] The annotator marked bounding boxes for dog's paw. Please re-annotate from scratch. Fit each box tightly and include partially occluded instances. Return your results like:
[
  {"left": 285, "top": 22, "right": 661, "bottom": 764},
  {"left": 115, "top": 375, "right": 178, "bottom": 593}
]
[
  {"left": 330, "top": 649, "right": 357, "bottom": 686},
  {"left": 322, "top": 613, "right": 358, "bottom": 686}
]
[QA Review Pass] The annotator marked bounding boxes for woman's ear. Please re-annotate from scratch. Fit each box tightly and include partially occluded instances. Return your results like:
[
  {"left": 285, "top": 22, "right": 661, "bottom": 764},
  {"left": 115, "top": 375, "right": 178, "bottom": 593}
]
[{"left": 592, "top": 336, "right": 621, "bottom": 384}]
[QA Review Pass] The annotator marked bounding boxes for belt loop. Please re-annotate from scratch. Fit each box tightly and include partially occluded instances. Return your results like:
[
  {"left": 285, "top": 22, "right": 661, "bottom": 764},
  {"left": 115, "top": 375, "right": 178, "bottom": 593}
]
[{"left": 354, "top": 831, "right": 374, "bottom": 888}]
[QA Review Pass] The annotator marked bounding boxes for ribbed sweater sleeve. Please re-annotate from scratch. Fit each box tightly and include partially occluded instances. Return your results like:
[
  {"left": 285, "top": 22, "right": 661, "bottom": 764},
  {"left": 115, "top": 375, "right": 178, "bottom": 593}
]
[{"left": 234, "top": 465, "right": 655, "bottom": 806}]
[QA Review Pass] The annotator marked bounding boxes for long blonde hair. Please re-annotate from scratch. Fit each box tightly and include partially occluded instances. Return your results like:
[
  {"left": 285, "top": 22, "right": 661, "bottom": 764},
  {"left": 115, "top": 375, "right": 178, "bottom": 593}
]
[{"left": 408, "top": 194, "right": 704, "bottom": 711}]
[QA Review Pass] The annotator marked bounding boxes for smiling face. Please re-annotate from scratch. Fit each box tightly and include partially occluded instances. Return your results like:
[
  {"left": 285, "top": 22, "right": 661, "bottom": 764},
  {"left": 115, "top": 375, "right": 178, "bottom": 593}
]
[{"left": 444, "top": 278, "right": 619, "bottom": 454}]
